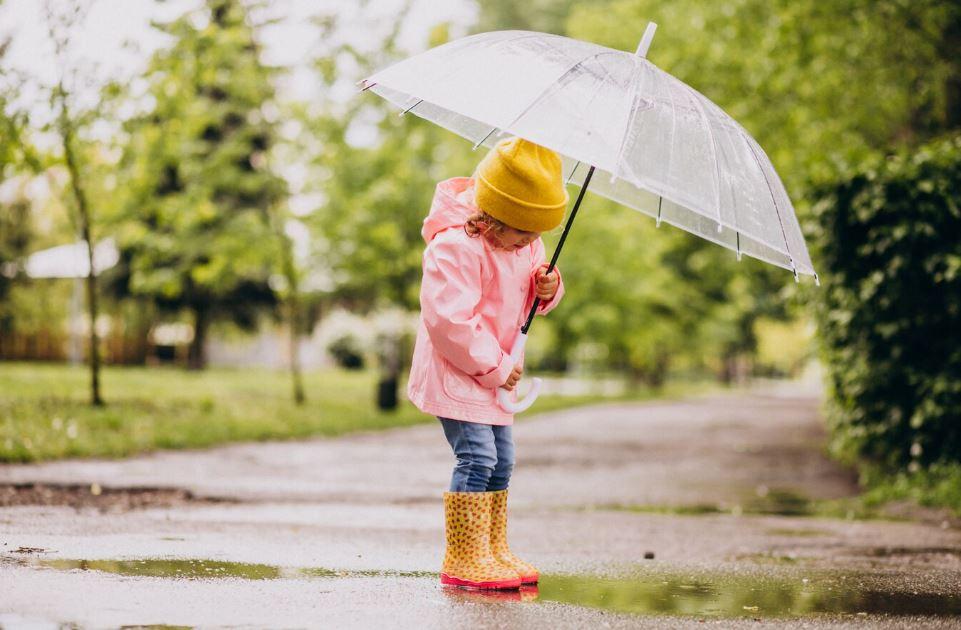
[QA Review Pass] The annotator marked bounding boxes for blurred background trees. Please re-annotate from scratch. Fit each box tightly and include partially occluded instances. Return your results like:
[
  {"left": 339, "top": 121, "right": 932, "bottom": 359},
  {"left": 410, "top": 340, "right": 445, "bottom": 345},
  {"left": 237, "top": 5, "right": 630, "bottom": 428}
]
[
  {"left": 2, "top": 0, "right": 959, "bottom": 489},
  {"left": 112, "top": 0, "right": 286, "bottom": 371}
]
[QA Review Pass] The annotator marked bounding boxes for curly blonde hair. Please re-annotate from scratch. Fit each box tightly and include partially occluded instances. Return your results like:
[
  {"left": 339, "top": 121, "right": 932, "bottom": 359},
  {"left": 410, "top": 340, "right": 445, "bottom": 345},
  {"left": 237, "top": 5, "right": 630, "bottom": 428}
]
[{"left": 463, "top": 210, "right": 509, "bottom": 239}]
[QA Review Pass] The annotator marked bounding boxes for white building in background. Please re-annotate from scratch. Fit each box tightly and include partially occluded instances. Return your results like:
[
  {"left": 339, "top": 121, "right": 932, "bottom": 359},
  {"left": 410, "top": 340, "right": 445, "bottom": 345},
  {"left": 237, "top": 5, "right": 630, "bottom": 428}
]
[{"left": 21, "top": 238, "right": 119, "bottom": 364}]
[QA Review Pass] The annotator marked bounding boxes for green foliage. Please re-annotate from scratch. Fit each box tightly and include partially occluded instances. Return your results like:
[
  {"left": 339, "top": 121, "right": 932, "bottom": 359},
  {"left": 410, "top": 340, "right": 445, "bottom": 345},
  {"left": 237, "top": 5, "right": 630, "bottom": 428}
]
[
  {"left": 473, "top": 0, "right": 580, "bottom": 35},
  {"left": 753, "top": 316, "right": 814, "bottom": 377},
  {"left": 812, "top": 134, "right": 961, "bottom": 469},
  {"left": 568, "top": 0, "right": 961, "bottom": 191},
  {"left": 113, "top": 0, "right": 287, "bottom": 365},
  {"left": 0, "top": 47, "right": 38, "bottom": 337},
  {"left": 861, "top": 462, "right": 961, "bottom": 515}
]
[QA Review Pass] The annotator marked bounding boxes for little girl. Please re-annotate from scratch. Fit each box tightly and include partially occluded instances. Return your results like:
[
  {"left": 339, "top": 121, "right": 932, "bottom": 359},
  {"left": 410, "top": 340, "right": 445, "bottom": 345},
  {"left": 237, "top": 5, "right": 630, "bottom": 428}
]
[{"left": 407, "top": 136, "right": 567, "bottom": 590}]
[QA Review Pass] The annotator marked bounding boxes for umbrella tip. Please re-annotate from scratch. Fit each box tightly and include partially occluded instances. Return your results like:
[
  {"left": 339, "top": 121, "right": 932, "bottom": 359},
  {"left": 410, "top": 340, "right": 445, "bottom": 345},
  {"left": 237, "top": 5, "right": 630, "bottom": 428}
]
[{"left": 635, "top": 22, "right": 658, "bottom": 58}]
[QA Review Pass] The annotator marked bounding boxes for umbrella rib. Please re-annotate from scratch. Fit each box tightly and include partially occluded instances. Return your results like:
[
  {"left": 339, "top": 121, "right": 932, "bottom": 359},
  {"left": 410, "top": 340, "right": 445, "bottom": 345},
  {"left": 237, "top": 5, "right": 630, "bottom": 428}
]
[
  {"left": 681, "top": 83, "right": 724, "bottom": 233},
  {"left": 743, "top": 134, "right": 797, "bottom": 277},
  {"left": 473, "top": 126, "right": 498, "bottom": 149},
  {"left": 610, "top": 58, "right": 647, "bottom": 184},
  {"left": 470, "top": 35, "right": 598, "bottom": 150},
  {"left": 662, "top": 73, "right": 679, "bottom": 186},
  {"left": 500, "top": 50, "right": 622, "bottom": 137}
]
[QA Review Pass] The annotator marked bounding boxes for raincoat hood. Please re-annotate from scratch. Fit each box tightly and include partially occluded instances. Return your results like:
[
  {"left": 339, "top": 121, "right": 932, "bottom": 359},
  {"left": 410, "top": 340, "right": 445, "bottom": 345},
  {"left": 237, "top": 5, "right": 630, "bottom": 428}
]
[{"left": 422, "top": 177, "right": 477, "bottom": 244}]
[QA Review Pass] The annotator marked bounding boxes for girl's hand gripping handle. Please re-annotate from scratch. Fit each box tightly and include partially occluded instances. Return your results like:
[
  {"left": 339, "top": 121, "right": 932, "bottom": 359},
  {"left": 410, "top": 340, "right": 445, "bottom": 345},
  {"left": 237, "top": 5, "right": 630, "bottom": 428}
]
[{"left": 496, "top": 331, "right": 543, "bottom": 413}]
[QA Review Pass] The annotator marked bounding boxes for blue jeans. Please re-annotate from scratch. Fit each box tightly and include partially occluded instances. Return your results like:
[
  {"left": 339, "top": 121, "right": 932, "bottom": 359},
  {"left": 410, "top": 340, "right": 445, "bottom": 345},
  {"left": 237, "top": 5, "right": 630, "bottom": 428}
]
[{"left": 438, "top": 417, "right": 515, "bottom": 492}]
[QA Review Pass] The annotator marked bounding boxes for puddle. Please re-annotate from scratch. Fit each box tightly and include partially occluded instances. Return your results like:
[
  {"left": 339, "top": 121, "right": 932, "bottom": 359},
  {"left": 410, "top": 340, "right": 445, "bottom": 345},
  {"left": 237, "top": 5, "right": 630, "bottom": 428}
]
[
  {"left": 863, "top": 546, "right": 961, "bottom": 558},
  {"left": 26, "top": 558, "right": 961, "bottom": 618},
  {"left": 744, "top": 489, "right": 813, "bottom": 516},
  {"left": 537, "top": 572, "right": 961, "bottom": 618},
  {"left": 737, "top": 553, "right": 803, "bottom": 566},
  {"left": 592, "top": 488, "right": 870, "bottom": 520},
  {"left": 0, "top": 483, "right": 232, "bottom": 512},
  {"left": 35, "top": 558, "right": 434, "bottom": 581},
  {"left": 764, "top": 528, "right": 829, "bottom": 538}
]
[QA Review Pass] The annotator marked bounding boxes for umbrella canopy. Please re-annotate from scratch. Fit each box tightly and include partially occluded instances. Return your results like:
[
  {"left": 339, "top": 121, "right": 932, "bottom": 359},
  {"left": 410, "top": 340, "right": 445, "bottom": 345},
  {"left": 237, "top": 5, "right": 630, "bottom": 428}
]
[{"left": 361, "top": 27, "right": 817, "bottom": 282}]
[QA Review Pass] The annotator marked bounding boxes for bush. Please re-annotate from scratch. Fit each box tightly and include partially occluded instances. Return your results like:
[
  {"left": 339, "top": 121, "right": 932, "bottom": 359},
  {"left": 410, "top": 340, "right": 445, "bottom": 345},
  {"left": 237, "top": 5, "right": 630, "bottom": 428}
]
[
  {"left": 327, "top": 335, "right": 365, "bottom": 370},
  {"left": 812, "top": 134, "right": 961, "bottom": 470}
]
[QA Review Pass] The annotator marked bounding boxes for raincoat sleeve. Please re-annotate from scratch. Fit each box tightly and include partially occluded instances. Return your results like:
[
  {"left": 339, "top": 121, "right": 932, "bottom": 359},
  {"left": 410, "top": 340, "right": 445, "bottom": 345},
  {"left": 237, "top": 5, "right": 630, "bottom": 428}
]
[
  {"left": 530, "top": 238, "right": 565, "bottom": 315},
  {"left": 421, "top": 237, "right": 514, "bottom": 390}
]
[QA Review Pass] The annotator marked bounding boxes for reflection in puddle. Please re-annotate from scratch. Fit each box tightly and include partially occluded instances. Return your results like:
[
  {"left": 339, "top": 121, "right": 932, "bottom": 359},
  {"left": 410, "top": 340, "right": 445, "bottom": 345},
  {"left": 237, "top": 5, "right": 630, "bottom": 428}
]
[
  {"left": 442, "top": 585, "right": 540, "bottom": 603},
  {"left": 37, "top": 558, "right": 434, "bottom": 581},
  {"left": 537, "top": 572, "right": 961, "bottom": 617},
  {"left": 31, "top": 558, "right": 961, "bottom": 618}
]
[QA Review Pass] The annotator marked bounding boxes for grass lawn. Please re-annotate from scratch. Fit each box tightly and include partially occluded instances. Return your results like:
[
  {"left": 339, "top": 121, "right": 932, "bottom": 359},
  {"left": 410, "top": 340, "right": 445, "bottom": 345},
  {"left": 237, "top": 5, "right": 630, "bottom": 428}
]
[{"left": 0, "top": 362, "right": 709, "bottom": 463}]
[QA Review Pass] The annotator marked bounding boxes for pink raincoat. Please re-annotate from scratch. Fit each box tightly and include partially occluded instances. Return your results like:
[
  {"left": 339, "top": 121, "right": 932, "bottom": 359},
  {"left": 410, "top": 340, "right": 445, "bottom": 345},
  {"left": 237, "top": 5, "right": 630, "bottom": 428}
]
[{"left": 407, "top": 177, "right": 565, "bottom": 425}]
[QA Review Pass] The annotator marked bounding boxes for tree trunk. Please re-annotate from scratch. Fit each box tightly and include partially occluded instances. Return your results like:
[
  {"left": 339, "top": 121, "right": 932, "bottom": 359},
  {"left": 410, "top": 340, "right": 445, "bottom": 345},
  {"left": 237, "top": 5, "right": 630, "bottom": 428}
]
[
  {"left": 280, "top": 232, "right": 305, "bottom": 405},
  {"left": 376, "top": 335, "right": 401, "bottom": 412},
  {"left": 650, "top": 348, "right": 669, "bottom": 389},
  {"left": 263, "top": 170, "right": 304, "bottom": 404},
  {"left": 288, "top": 295, "right": 305, "bottom": 405},
  {"left": 59, "top": 87, "right": 103, "bottom": 406},
  {"left": 187, "top": 307, "right": 208, "bottom": 370}
]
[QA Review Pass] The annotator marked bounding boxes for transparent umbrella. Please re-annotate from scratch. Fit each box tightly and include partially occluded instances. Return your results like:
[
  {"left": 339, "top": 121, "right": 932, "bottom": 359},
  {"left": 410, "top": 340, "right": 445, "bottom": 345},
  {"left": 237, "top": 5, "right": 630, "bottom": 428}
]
[{"left": 361, "top": 24, "right": 818, "bottom": 412}]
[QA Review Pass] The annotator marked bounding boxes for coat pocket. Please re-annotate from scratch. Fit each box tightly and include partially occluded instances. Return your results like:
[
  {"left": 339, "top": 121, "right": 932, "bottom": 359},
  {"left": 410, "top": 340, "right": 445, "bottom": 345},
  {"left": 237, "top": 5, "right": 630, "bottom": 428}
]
[{"left": 441, "top": 359, "right": 494, "bottom": 404}]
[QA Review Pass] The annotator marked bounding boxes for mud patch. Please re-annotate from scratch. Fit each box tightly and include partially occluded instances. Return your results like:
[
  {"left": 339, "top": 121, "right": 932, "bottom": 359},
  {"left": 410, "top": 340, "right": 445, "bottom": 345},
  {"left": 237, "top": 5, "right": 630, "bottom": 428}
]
[{"left": 0, "top": 483, "right": 233, "bottom": 512}]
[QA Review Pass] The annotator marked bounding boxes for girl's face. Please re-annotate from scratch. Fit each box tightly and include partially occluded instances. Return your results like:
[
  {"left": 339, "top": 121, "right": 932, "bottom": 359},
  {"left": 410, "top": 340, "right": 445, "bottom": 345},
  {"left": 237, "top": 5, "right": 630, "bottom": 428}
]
[{"left": 485, "top": 225, "right": 540, "bottom": 251}]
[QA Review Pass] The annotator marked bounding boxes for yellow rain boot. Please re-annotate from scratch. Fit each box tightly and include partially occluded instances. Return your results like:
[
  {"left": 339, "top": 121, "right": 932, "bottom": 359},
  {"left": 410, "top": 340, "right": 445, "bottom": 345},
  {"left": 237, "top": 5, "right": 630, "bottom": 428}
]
[
  {"left": 441, "top": 491, "right": 522, "bottom": 590},
  {"left": 490, "top": 489, "right": 539, "bottom": 584}
]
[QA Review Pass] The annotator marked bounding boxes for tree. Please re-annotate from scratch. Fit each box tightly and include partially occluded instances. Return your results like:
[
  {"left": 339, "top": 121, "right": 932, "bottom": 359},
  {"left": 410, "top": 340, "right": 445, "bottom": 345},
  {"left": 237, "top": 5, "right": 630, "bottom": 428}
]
[
  {"left": 42, "top": 0, "right": 106, "bottom": 404},
  {"left": 0, "top": 35, "right": 35, "bottom": 328},
  {"left": 116, "top": 0, "right": 287, "bottom": 370}
]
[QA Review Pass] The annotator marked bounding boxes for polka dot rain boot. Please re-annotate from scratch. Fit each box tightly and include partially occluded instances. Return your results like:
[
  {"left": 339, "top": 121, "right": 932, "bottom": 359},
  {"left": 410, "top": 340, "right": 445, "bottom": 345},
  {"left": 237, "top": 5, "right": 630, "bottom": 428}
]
[
  {"left": 441, "top": 491, "right": 522, "bottom": 590},
  {"left": 489, "top": 489, "right": 539, "bottom": 584}
]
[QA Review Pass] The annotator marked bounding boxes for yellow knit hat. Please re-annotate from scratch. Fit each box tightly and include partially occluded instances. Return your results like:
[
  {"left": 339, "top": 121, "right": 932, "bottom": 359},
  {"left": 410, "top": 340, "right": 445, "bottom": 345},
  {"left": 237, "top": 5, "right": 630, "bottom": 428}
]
[{"left": 474, "top": 137, "right": 569, "bottom": 233}]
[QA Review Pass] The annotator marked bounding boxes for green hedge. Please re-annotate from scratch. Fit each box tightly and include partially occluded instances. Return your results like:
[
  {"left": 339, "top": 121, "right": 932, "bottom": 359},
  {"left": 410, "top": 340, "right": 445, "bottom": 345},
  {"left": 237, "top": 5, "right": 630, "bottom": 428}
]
[{"left": 812, "top": 135, "right": 961, "bottom": 470}]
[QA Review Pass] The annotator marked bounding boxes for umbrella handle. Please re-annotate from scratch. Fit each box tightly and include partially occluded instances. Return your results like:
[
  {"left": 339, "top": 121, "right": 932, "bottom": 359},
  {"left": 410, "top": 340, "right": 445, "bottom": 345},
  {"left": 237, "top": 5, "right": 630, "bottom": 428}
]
[{"left": 496, "top": 331, "right": 543, "bottom": 413}]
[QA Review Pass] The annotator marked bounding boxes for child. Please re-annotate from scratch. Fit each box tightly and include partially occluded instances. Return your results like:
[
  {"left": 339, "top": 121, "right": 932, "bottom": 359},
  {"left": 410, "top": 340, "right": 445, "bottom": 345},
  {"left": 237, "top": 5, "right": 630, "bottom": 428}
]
[{"left": 407, "top": 136, "right": 567, "bottom": 590}]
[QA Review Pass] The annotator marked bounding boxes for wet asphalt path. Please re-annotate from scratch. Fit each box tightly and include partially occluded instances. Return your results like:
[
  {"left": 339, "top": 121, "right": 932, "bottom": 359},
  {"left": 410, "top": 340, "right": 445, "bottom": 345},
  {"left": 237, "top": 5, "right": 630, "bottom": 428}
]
[{"left": 1, "top": 384, "right": 960, "bottom": 628}]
